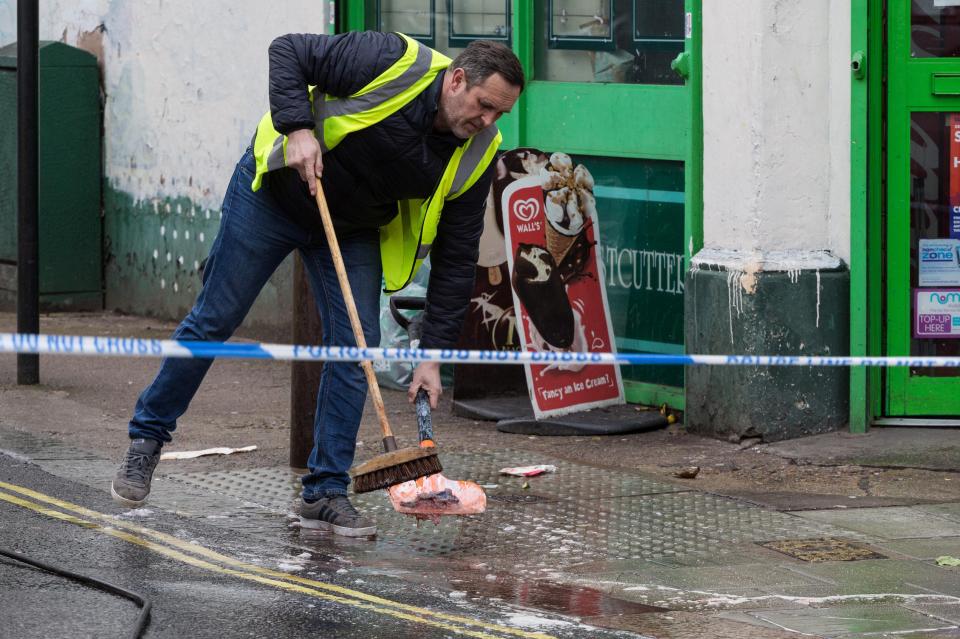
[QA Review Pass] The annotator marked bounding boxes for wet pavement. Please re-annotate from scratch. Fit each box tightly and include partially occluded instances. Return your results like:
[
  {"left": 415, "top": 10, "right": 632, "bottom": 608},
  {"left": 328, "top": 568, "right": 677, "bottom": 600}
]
[
  {"left": 2, "top": 422, "right": 960, "bottom": 638},
  {"left": 3, "top": 311, "right": 960, "bottom": 637},
  {"left": 0, "top": 452, "right": 648, "bottom": 639}
]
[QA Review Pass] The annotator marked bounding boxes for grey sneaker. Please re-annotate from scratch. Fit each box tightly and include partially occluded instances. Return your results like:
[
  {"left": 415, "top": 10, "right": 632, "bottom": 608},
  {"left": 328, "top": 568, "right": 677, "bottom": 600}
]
[
  {"left": 111, "top": 438, "right": 162, "bottom": 508},
  {"left": 300, "top": 495, "right": 377, "bottom": 537}
]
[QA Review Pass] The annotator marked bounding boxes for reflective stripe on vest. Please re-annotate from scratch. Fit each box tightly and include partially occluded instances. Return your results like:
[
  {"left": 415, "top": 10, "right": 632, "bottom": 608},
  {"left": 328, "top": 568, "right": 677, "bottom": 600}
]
[
  {"left": 380, "top": 124, "right": 501, "bottom": 293},
  {"left": 249, "top": 33, "right": 502, "bottom": 292},
  {"left": 251, "top": 34, "right": 446, "bottom": 191},
  {"left": 312, "top": 40, "right": 435, "bottom": 152}
]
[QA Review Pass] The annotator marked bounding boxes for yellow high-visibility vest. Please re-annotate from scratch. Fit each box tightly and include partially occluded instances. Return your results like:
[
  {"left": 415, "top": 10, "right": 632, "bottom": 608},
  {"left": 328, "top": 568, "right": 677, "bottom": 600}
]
[{"left": 250, "top": 33, "right": 501, "bottom": 292}]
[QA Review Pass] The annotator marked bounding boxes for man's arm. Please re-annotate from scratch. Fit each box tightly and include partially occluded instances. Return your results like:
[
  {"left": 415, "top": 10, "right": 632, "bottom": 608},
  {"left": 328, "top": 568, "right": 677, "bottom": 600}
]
[
  {"left": 267, "top": 31, "right": 404, "bottom": 194},
  {"left": 267, "top": 31, "right": 403, "bottom": 134},
  {"left": 418, "top": 164, "right": 495, "bottom": 350},
  {"left": 408, "top": 164, "right": 493, "bottom": 408}
]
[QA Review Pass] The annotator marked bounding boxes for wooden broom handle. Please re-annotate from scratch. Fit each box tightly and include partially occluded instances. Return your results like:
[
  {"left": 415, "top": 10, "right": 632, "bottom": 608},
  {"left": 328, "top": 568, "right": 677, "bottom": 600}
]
[{"left": 314, "top": 183, "right": 395, "bottom": 442}]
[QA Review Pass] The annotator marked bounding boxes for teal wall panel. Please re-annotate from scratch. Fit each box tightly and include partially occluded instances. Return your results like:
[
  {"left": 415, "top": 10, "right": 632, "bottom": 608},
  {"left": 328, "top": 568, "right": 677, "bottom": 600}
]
[
  {"left": 103, "top": 186, "right": 293, "bottom": 340},
  {"left": 572, "top": 155, "right": 686, "bottom": 390}
]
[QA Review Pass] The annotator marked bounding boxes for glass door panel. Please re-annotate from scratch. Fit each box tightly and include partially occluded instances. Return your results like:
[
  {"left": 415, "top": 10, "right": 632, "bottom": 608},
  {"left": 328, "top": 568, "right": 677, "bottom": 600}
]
[
  {"left": 907, "top": 112, "right": 960, "bottom": 371},
  {"left": 913, "top": 0, "right": 960, "bottom": 57},
  {"left": 888, "top": 0, "right": 960, "bottom": 415},
  {"left": 536, "top": 0, "right": 682, "bottom": 85}
]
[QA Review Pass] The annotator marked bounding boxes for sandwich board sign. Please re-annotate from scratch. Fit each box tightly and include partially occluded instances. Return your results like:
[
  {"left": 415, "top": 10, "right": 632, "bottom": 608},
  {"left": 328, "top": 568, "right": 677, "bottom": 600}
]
[{"left": 501, "top": 152, "right": 624, "bottom": 418}]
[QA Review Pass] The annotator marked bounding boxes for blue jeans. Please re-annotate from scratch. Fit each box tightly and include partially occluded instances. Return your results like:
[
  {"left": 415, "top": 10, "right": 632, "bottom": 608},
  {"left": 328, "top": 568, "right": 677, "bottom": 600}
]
[{"left": 128, "top": 148, "right": 382, "bottom": 499}]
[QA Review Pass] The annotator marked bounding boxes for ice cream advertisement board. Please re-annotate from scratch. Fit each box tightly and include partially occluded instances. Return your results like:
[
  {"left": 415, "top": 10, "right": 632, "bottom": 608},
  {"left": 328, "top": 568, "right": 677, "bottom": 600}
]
[{"left": 502, "top": 153, "right": 624, "bottom": 418}]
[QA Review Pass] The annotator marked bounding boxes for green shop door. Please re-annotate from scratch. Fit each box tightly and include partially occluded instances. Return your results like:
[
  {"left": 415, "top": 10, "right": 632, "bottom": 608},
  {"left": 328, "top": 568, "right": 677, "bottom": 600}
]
[
  {"left": 887, "top": 0, "right": 960, "bottom": 415},
  {"left": 339, "top": 1, "right": 698, "bottom": 409}
]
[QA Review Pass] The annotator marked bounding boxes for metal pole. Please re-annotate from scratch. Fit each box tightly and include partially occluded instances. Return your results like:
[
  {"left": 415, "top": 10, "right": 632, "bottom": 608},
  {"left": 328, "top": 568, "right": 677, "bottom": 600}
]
[
  {"left": 290, "top": 254, "right": 322, "bottom": 472},
  {"left": 17, "top": 0, "right": 39, "bottom": 385}
]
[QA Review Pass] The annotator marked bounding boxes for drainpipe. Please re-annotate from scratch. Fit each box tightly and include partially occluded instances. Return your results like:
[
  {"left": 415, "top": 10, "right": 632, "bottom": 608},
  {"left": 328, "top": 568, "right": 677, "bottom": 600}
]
[{"left": 17, "top": 0, "right": 39, "bottom": 385}]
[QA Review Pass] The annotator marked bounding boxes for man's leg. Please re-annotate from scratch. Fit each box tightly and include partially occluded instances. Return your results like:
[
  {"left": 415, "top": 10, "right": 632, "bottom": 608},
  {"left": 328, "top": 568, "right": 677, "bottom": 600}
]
[
  {"left": 298, "top": 228, "right": 382, "bottom": 536},
  {"left": 113, "top": 149, "right": 305, "bottom": 507}
]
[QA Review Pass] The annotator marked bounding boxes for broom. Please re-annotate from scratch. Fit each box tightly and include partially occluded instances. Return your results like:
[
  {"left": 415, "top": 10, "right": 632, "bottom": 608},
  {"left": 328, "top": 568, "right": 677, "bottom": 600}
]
[{"left": 313, "top": 181, "right": 441, "bottom": 494}]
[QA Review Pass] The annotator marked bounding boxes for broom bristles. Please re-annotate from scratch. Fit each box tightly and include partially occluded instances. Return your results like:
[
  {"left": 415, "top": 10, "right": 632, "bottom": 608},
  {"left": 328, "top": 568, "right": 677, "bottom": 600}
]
[{"left": 352, "top": 453, "right": 442, "bottom": 494}]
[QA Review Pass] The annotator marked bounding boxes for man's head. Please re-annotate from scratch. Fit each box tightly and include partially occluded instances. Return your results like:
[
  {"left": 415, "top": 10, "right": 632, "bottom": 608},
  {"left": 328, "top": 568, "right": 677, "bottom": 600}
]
[{"left": 436, "top": 40, "right": 524, "bottom": 139}]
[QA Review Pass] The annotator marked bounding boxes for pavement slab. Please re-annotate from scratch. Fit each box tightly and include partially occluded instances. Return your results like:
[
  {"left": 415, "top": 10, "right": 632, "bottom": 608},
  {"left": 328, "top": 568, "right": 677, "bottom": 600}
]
[
  {"left": 916, "top": 503, "right": 960, "bottom": 524},
  {"left": 761, "top": 428, "right": 960, "bottom": 472},
  {"left": 781, "top": 559, "right": 960, "bottom": 597},
  {"left": 902, "top": 601, "right": 960, "bottom": 624},
  {"left": 792, "top": 506, "right": 960, "bottom": 539},
  {"left": 872, "top": 537, "right": 960, "bottom": 561},
  {"left": 743, "top": 604, "right": 959, "bottom": 637}
]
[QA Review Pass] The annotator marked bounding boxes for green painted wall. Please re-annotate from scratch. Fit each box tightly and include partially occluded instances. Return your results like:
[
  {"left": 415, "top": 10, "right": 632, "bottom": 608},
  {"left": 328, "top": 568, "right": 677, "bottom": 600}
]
[
  {"left": 579, "top": 155, "right": 686, "bottom": 393},
  {"left": 103, "top": 186, "right": 292, "bottom": 339}
]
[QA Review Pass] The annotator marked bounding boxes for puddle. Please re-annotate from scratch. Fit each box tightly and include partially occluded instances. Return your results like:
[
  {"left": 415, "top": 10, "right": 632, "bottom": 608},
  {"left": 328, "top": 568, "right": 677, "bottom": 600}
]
[{"left": 464, "top": 577, "right": 667, "bottom": 617}]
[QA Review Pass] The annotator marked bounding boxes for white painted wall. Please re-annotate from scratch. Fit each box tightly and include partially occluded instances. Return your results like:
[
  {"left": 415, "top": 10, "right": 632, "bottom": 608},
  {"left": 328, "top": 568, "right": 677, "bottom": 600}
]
[
  {"left": 0, "top": 0, "right": 328, "bottom": 211},
  {"left": 0, "top": 0, "right": 328, "bottom": 332},
  {"left": 702, "top": 0, "right": 851, "bottom": 265}
]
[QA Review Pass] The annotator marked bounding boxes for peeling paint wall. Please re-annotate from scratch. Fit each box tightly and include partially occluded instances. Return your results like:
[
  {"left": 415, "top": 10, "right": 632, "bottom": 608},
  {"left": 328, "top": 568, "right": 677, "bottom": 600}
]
[
  {"left": 0, "top": 0, "right": 328, "bottom": 337},
  {"left": 702, "top": 0, "right": 851, "bottom": 264}
]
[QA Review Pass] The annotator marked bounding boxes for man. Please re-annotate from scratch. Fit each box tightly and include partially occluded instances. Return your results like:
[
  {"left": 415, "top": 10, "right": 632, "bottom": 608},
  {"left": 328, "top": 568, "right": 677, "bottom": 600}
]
[{"left": 110, "top": 31, "right": 524, "bottom": 537}]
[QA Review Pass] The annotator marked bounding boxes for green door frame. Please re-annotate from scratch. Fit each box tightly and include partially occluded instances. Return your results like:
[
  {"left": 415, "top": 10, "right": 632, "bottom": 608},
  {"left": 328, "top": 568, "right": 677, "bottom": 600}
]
[
  {"left": 336, "top": 1, "right": 703, "bottom": 410},
  {"left": 850, "top": 0, "right": 884, "bottom": 431}
]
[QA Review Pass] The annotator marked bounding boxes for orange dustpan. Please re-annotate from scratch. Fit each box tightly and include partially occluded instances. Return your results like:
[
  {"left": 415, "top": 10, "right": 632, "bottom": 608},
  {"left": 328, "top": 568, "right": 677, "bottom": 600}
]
[{"left": 388, "top": 390, "right": 486, "bottom": 522}]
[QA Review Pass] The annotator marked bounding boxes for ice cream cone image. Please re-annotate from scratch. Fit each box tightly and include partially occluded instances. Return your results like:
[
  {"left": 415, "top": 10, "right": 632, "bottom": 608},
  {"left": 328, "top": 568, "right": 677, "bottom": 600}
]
[
  {"left": 544, "top": 191, "right": 581, "bottom": 265},
  {"left": 541, "top": 154, "right": 595, "bottom": 266}
]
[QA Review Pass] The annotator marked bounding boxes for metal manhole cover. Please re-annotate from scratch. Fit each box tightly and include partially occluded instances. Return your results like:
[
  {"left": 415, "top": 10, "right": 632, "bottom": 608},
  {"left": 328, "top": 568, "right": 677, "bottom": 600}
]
[{"left": 759, "top": 538, "right": 886, "bottom": 562}]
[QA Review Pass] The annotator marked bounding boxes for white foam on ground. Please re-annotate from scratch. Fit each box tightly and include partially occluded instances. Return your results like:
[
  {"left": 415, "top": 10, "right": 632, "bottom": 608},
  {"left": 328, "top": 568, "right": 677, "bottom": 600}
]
[
  {"left": 116, "top": 508, "right": 155, "bottom": 518},
  {"left": 0, "top": 449, "right": 31, "bottom": 463},
  {"left": 276, "top": 562, "right": 304, "bottom": 572}
]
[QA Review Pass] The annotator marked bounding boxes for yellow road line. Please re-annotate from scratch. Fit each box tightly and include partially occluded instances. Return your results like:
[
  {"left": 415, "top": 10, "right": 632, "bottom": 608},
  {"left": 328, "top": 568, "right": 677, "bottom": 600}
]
[{"left": 0, "top": 481, "right": 558, "bottom": 639}]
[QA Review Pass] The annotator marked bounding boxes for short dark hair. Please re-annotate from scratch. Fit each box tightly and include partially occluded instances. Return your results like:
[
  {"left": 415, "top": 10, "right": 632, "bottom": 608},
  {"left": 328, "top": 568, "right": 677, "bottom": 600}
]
[{"left": 451, "top": 40, "right": 525, "bottom": 92}]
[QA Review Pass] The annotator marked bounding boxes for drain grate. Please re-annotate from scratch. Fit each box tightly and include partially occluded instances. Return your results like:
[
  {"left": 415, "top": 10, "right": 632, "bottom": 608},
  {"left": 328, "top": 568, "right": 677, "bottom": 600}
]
[{"left": 759, "top": 538, "right": 886, "bottom": 562}]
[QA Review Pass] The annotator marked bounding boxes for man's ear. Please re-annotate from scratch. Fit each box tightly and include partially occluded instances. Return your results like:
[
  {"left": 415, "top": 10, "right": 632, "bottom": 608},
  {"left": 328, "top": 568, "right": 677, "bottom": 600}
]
[{"left": 449, "top": 67, "right": 467, "bottom": 91}]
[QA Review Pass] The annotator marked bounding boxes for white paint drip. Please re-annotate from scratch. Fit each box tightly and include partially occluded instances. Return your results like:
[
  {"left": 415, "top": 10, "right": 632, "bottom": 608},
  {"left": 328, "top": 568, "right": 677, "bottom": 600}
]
[
  {"left": 816, "top": 269, "right": 821, "bottom": 328},
  {"left": 726, "top": 269, "right": 745, "bottom": 345}
]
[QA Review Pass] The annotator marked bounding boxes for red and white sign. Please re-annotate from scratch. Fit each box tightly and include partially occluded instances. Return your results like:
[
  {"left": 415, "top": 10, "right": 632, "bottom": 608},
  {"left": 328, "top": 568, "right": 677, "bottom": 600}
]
[{"left": 502, "top": 163, "right": 624, "bottom": 419}]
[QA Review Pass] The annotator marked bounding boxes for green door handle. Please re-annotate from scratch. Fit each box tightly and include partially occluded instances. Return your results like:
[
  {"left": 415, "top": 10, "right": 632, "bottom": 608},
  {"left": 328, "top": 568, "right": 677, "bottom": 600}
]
[
  {"left": 851, "top": 50, "right": 866, "bottom": 80},
  {"left": 671, "top": 51, "right": 691, "bottom": 80}
]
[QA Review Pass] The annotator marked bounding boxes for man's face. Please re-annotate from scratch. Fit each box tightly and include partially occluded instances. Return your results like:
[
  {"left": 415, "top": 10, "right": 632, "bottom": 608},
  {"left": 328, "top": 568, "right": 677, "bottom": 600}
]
[{"left": 438, "top": 69, "right": 520, "bottom": 139}]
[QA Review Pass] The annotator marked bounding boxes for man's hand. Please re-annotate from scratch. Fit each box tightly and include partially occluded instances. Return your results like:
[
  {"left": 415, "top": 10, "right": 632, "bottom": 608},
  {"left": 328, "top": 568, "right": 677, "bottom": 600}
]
[
  {"left": 286, "top": 128, "right": 323, "bottom": 196},
  {"left": 408, "top": 361, "right": 442, "bottom": 409}
]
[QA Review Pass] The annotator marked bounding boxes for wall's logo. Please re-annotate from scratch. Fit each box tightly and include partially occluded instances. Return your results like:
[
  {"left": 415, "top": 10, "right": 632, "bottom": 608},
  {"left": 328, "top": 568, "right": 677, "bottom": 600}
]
[
  {"left": 513, "top": 198, "right": 540, "bottom": 222},
  {"left": 930, "top": 292, "right": 960, "bottom": 304}
]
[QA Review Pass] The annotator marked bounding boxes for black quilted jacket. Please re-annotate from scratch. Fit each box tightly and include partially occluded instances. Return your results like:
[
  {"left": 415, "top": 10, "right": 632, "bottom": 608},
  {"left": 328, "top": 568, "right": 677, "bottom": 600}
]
[{"left": 264, "top": 31, "right": 493, "bottom": 350}]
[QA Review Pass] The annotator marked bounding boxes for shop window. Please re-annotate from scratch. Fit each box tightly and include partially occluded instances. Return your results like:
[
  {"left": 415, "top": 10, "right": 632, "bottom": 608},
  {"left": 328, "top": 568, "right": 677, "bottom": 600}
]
[
  {"left": 537, "top": 0, "right": 684, "bottom": 84},
  {"left": 547, "top": 0, "right": 615, "bottom": 49},
  {"left": 913, "top": 0, "right": 960, "bottom": 58},
  {"left": 448, "top": 1, "right": 511, "bottom": 48},
  {"left": 378, "top": 0, "right": 436, "bottom": 48},
  {"left": 378, "top": 0, "right": 510, "bottom": 57}
]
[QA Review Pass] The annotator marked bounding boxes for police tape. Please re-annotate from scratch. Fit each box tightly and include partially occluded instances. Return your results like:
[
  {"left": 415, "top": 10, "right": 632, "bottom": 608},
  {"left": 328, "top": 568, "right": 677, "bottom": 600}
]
[{"left": 4, "top": 332, "right": 960, "bottom": 368}]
